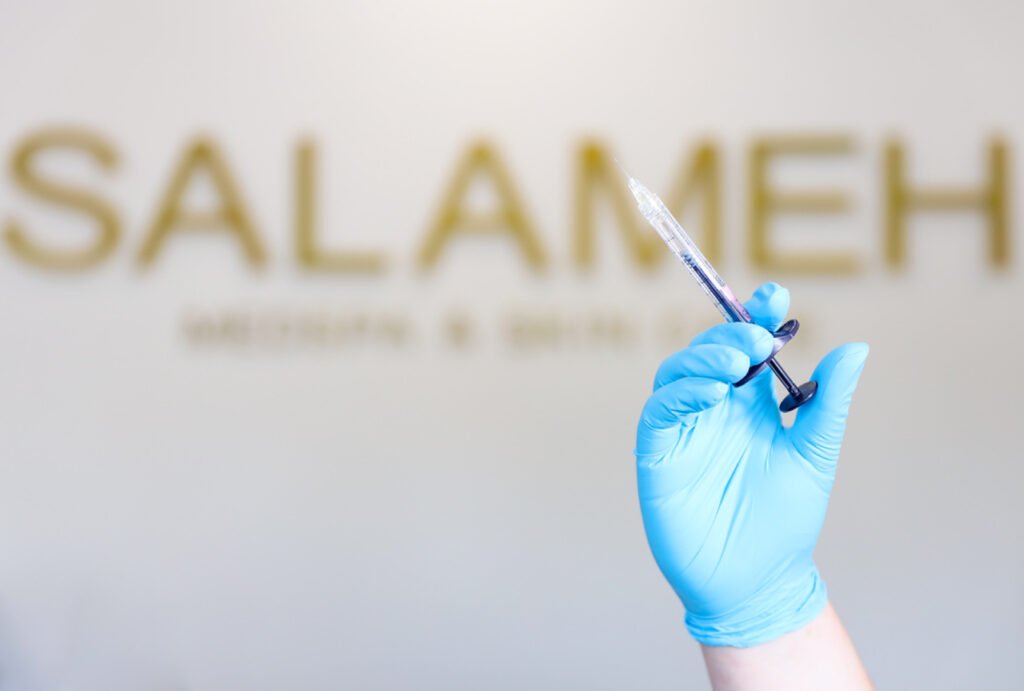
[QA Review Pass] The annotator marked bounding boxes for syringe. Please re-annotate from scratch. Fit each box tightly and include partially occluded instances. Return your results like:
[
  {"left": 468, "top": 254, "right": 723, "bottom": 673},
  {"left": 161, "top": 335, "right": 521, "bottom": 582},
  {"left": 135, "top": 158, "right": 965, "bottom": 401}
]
[{"left": 624, "top": 172, "right": 817, "bottom": 412}]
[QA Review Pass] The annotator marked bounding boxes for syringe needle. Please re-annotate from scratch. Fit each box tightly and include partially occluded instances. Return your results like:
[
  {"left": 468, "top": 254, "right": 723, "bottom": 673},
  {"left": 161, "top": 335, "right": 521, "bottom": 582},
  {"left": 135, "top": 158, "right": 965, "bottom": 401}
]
[{"left": 612, "top": 155, "right": 629, "bottom": 178}]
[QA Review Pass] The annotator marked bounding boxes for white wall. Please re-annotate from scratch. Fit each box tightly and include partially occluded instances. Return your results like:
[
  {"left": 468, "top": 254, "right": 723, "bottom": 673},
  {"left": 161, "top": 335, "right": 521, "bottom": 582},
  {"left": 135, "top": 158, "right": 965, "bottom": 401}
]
[{"left": 0, "top": 1, "right": 1021, "bottom": 688}]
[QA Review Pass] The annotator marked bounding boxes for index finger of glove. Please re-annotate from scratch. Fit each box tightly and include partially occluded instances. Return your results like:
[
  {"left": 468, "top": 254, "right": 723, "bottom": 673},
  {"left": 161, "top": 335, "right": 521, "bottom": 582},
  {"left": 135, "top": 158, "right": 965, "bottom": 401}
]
[
  {"left": 653, "top": 344, "right": 754, "bottom": 391},
  {"left": 636, "top": 377, "right": 729, "bottom": 458},
  {"left": 688, "top": 322, "right": 774, "bottom": 365}
]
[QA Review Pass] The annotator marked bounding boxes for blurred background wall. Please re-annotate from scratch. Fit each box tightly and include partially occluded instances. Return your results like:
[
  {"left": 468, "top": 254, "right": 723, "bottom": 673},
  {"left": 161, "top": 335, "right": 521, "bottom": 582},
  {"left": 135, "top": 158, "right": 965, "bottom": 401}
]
[{"left": 0, "top": 1, "right": 1021, "bottom": 689}]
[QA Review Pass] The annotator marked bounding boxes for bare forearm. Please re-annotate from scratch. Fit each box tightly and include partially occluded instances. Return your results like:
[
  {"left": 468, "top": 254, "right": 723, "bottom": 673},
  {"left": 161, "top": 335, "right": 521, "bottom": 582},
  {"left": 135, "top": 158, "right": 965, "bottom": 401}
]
[{"left": 701, "top": 602, "right": 873, "bottom": 691}]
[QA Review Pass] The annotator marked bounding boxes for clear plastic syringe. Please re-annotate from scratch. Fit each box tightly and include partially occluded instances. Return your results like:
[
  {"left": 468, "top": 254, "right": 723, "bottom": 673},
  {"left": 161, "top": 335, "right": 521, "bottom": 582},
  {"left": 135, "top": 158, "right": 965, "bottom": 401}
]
[{"left": 624, "top": 172, "right": 818, "bottom": 412}]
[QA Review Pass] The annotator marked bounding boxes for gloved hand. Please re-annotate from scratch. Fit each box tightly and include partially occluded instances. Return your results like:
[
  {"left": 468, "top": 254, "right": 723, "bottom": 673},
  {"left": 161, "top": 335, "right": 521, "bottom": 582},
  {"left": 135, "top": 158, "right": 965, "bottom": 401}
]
[{"left": 635, "top": 282, "right": 869, "bottom": 648}]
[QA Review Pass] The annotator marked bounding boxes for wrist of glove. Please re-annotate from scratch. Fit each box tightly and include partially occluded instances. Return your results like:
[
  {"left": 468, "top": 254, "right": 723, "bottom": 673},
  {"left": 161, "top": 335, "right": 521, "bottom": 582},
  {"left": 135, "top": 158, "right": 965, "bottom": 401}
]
[{"left": 684, "top": 562, "right": 827, "bottom": 647}]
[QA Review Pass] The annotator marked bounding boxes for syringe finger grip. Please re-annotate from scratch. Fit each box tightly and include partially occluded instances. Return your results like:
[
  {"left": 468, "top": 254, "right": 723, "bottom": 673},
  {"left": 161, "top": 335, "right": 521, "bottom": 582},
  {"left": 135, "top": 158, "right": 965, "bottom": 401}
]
[{"left": 734, "top": 319, "right": 800, "bottom": 387}]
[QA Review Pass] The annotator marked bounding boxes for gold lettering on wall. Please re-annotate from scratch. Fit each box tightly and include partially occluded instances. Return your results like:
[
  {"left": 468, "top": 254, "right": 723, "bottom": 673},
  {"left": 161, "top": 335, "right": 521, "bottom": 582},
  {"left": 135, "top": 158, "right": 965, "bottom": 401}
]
[
  {"left": 418, "top": 140, "right": 546, "bottom": 270},
  {"left": 294, "top": 140, "right": 385, "bottom": 273},
  {"left": 5, "top": 128, "right": 120, "bottom": 270},
  {"left": 749, "top": 135, "right": 858, "bottom": 273},
  {"left": 137, "top": 138, "right": 265, "bottom": 267},
  {"left": 884, "top": 137, "right": 1008, "bottom": 268}
]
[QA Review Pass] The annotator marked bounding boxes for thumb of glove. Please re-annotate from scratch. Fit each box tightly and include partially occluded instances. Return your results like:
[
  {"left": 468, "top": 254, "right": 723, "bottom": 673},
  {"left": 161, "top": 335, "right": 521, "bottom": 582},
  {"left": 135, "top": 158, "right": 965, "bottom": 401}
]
[{"left": 789, "top": 342, "right": 870, "bottom": 471}]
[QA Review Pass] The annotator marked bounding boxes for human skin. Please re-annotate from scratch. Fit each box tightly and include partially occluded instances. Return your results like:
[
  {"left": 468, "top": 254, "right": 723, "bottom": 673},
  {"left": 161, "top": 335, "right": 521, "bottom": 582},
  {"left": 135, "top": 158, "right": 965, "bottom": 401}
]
[{"left": 702, "top": 603, "right": 873, "bottom": 690}]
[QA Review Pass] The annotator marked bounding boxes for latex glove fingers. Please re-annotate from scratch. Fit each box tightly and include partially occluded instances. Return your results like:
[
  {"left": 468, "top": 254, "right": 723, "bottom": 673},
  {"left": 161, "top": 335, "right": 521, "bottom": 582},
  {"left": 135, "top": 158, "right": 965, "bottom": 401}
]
[
  {"left": 744, "top": 282, "right": 790, "bottom": 332},
  {"left": 737, "top": 283, "right": 792, "bottom": 400},
  {"left": 653, "top": 344, "right": 764, "bottom": 391},
  {"left": 636, "top": 377, "right": 729, "bottom": 458}
]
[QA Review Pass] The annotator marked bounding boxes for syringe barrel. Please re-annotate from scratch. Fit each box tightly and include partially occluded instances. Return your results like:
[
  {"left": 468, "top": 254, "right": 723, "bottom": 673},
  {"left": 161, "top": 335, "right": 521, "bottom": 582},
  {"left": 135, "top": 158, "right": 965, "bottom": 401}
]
[
  {"left": 680, "top": 251, "right": 752, "bottom": 324},
  {"left": 635, "top": 188, "right": 752, "bottom": 324}
]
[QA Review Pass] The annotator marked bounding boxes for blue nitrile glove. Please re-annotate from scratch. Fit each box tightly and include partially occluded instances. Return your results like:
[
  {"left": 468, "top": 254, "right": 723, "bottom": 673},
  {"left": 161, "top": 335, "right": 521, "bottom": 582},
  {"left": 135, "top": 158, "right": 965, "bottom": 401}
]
[{"left": 635, "top": 282, "right": 869, "bottom": 648}]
